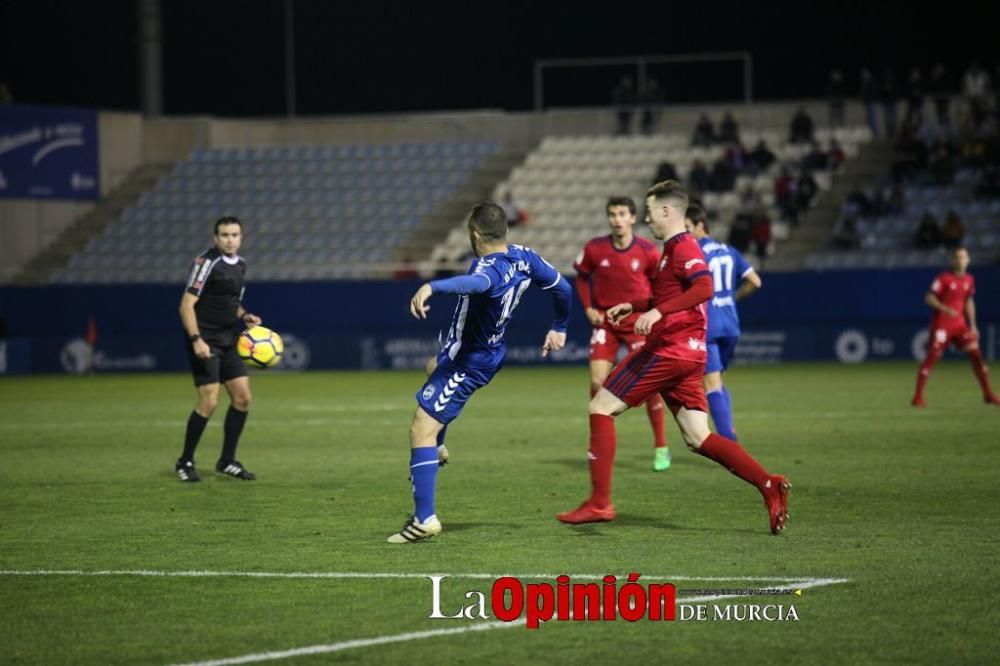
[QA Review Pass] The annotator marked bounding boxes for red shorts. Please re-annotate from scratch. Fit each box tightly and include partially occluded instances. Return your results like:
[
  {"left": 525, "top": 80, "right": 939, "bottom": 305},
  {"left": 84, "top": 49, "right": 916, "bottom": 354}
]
[
  {"left": 589, "top": 324, "right": 646, "bottom": 363},
  {"left": 929, "top": 324, "right": 978, "bottom": 352},
  {"left": 603, "top": 348, "right": 708, "bottom": 413}
]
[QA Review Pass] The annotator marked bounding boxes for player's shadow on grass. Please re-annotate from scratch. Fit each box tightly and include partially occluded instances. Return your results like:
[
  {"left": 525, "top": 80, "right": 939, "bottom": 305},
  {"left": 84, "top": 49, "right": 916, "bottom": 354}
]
[
  {"left": 613, "top": 513, "right": 759, "bottom": 535},
  {"left": 542, "top": 457, "right": 691, "bottom": 471},
  {"left": 445, "top": 522, "right": 523, "bottom": 533}
]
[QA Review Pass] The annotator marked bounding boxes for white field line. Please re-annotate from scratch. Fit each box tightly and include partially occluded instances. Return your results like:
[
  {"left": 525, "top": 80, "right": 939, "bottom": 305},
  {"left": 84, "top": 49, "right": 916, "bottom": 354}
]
[
  {"left": 0, "top": 569, "right": 848, "bottom": 666},
  {"left": 0, "top": 569, "right": 848, "bottom": 584}
]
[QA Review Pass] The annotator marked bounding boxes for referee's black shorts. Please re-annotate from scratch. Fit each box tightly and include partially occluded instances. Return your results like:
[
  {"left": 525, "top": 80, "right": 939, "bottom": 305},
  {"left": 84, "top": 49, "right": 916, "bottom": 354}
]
[{"left": 184, "top": 330, "right": 248, "bottom": 387}]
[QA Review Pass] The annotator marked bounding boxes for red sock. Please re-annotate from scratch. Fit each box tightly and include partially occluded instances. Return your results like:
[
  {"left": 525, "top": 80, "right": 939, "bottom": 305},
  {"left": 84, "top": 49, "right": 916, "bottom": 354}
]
[
  {"left": 588, "top": 414, "right": 617, "bottom": 508},
  {"left": 914, "top": 347, "right": 942, "bottom": 399},
  {"left": 645, "top": 394, "right": 667, "bottom": 447},
  {"left": 967, "top": 348, "right": 995, "bottom": 398},
  {"left": 697, "top": 433, "right": 770, "bottom": 490}
]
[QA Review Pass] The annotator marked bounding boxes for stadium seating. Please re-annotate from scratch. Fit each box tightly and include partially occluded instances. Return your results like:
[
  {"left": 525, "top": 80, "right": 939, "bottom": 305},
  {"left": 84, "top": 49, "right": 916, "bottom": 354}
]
[
  {"left": 810, "top": 170, "right": 1000, "bottom": 271},
  {"left": 429, "top": 127, "right": 871, "bottom": 273},
  {"left": 49, "top": 141, "right": 499, "bottom": 283}
]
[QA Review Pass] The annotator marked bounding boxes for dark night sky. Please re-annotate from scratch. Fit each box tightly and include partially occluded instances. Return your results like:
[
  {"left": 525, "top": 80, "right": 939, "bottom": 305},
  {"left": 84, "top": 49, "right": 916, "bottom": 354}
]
[{"left": 1, "top": 0, "right": 999, "bottom": 116}]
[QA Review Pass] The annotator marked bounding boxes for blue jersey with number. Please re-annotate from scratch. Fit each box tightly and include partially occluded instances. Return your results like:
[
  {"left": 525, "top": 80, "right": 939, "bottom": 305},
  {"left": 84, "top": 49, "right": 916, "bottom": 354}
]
[
  {"left": 440, "top": 245, "right": 565, "bottom": 367},
  {"left": 697, "top": 237, "right": 753, "bottom": 340}
]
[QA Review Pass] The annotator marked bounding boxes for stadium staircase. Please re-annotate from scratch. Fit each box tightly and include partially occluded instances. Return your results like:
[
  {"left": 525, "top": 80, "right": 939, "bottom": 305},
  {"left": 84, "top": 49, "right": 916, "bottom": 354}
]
[
  {"left": 393, "top": 146, "right": 533, "bottom": 268},
  {"left": 12, "top": 163, "right": 175, "bottom": 285},
  {"left": 766, "top": 138, "right": 895, "bottom": 270}
]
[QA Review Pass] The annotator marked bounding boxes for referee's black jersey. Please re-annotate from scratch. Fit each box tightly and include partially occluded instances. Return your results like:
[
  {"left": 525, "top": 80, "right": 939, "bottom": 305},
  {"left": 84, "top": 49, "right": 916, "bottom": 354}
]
[{"left": 185, "top": 248, "right": 247, "bottom": 334}]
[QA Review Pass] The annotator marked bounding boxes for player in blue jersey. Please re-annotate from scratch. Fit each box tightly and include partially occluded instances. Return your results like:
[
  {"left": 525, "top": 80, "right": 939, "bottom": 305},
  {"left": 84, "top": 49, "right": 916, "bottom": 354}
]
[
  {"left": 388, "top": 202, "right": 573, "bottom": 543},
  {"left": 684, "top": 203, "right": 761, "bottom": 440}
]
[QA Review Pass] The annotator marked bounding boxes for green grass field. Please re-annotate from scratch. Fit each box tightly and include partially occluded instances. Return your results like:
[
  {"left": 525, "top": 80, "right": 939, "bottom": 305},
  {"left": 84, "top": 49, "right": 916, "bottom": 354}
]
[{"left": 2, "top": 362, "right": 998, "bottom": 665}]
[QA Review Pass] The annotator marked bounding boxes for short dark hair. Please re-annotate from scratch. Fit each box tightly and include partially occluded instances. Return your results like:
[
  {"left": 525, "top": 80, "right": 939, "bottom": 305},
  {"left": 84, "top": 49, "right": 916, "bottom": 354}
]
[
  {"left": 468, "top": 202, "right": 508, "bottom": 241},
  {"left": 214, "top": 216, "right": 242, "bottom": 234},
  {"left": 646, "top": 180, "right": 689, "bottom": 213},
  {"left": 606, "top": 196, "right": 636, "bottom": 216},
  {"left": 686, "top": 202, "right": 709, "bottom": 233}
]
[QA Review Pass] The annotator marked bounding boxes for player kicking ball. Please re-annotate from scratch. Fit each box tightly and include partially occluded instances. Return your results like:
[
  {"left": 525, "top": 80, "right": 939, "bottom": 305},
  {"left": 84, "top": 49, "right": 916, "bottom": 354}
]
[
  {"left": 387, "top": 202, "right": 572, "bottom": 543},
  {"left": 557, "top": 181, "right": 790, "bottom": 535}
]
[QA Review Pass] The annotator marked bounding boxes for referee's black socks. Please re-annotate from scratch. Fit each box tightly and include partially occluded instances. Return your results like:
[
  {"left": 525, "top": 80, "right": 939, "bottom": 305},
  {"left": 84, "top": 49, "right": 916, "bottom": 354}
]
[
  {"left": 181, "top": 411, "right": 209, "bottom": 463},
  {"left": 221, "top": 406, "right": 248, "bottom": 462}
]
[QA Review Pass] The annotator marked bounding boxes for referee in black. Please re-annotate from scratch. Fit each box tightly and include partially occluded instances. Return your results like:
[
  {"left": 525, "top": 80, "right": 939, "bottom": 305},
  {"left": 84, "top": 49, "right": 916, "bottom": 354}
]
[{"left": 176, "top": 216, "right": 261, "bottom": 482}]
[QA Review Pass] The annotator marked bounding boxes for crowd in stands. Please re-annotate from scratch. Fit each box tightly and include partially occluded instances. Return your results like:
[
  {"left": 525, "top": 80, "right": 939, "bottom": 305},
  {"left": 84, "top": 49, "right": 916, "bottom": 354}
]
[{"left": 829, "top": 60, "right": 1000, "bottom": 259}]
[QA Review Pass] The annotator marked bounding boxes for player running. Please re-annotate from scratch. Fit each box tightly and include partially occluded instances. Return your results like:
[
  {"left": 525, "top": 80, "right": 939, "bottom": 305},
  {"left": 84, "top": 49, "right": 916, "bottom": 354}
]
[
  {"left": 684, "top": 203, "right": 761, "bottom": 440},
  {"left": 558, "top": 180, "right": 790, "bottom": 535},
  {"left": 575, "top": 196, "right": 671, "bottom": 470}
]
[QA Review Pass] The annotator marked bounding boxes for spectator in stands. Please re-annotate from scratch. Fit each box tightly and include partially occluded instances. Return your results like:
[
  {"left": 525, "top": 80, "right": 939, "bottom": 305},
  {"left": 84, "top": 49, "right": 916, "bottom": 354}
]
[
  {"left": 709, "top": 158, "right": 736, "bottom": 192},
  {"left": 749, "top": 207, "right": 772, "bottom": 266},
  {"left": 0, "top": 82, "right": 12, "bottom": 104},
  {"left": 613, "top": 76, "right": 637, "bottom": 135},
  {"left": 728, "top": 216, "right": 751, "bottom": 253},
  {"left": 942, "top": 210, "right": 966, "bottom": 249},
  {"left": 719, "top": 112, "right": 740, "bottom": 144},
  {"left": 861, "top": 68, "right": 881, "bottom": 136},
  {"left": 500, "top": 190, "right": 527, "bottom": 228},
  {"left": 393, "top": 256, "right": 420, "bottom": 280},
  {"left": 789, "top": 107, "right": 815, "bottom": 144},
  {"left": 747, "top": 140, "right": 776, "bottom": 173},
  {"left": 975, "top": 164, "right": 1000, "bottom": 198},
  {"left": 802, "top": 141, "right": 830, "bottom": 171},
  {"left": 639, "top": 78, "right": 663, "bottom": 134},
  {"left": 915, "top": 212, "right": 942, "bottom": 249},
  {"left": 433, "top": 258, "right": 456, "bottom": 279},
  {"left": 844, "top": 189, "right": 872, "bottom": 218},
  {"left": 827, "top": 69, "right": 847, "bottom": 128},
  {"left": 927, "top": 63, "right": 952, "bottom": 127},
  {"left": 774, "top": 167, "right": 797, "bottom": 223},
  {"left": 893, "top": 123, "right": 928, "bottom": 181},
  {"left": 832, "top": 217, "right": 861, "bottom": 250},
  {"left": 928, "top": 143, "right": 957, "bottom": 185},
  {"left": 828, "top": 139, "right": 847, "bottom": 170},
  {"left": 688, "top": 159, "right": 711, "bottom": 193},
  {"left": 905, "top": 67, "right": 925, "bottom": 126},
  {"left": 724, "top": 142, "right": 746, "bottom": 172},
  {"left": 653, "top": 159, "right": 679, "bottom": 184},
  {"left": 881, "top": 66, "right": 899, "bottom": 138},
  {"left": 692, "top": 113, "right": 715, "bottom": 147},
  {"left": 962, "top": 61, "right": 991, "bottom": 126},
  {"left": 795, "top": 170, "right": 819, "bottom": 223},
  {"left": 886, "top": 183, "right": 906, "bottom": 216}
]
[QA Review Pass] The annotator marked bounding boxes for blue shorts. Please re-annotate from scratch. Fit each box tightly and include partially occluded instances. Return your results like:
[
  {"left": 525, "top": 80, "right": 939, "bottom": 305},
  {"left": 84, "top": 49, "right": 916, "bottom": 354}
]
[
  {"left": 416, "top": 356, "right": 500, "bottom": 425},
  {"left": 706, "top": 336, "right": 738, "bottom": 374}
]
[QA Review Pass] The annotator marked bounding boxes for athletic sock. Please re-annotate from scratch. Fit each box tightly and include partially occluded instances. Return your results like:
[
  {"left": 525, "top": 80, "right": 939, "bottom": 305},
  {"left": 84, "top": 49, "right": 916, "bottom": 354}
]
[
  {"left": 588, "top": 414, "right": 617, "bottom": 508},
  {"left": 696, "top": 433, "right": 770, "bottom": 490},
  {"left": 646, "top": 394, "right": 668, "bottom": 447},
  {"left": 410, "top": 447, "right": 439, "bottom": 522},
  {"left": 181, "top": 411, "right": 209, "bottom": 462},
  {"left": 220, "top": 406, "right": 248, "bottom": 462},
  {"left": 707, "top": 388, "right": 737, "bottom": 440}
]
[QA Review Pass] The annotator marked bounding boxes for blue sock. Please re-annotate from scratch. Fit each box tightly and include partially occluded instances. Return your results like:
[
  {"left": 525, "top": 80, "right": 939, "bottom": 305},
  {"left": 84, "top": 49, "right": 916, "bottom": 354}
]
[
  {"left": 410, "top": 447, "right": 439, "bottom": 522},
  {"left": 436, "top": 424, "right": 448, "bottom": 448},
  {"left": 721, "top": 386, "right": 736, "bottom": 438},
  {"left": 707, "top": 388, "right": 737, "bottom": 441}
]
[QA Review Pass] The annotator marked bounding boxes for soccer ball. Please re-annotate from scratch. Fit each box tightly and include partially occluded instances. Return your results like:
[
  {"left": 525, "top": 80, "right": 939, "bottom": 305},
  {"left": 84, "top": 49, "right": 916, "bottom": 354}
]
[{"left": 237, "top": 326, "right": 284, "bottom": 368}]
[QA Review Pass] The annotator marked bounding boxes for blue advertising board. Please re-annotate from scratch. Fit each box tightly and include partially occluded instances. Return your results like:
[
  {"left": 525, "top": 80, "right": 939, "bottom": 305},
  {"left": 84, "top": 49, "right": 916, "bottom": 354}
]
[
  {"left": 1, "top": 268, "right": 998, "bottom": 374},
  {"left": 0, "top": 104, "right": 100, "bottom": 200}
]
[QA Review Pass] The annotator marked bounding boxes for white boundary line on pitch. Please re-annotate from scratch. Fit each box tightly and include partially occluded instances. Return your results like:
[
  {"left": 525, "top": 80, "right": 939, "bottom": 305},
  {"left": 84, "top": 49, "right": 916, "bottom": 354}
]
[
  {"left": 0, "top": 570, "right": 849, "bottom": 666},
  {"left": 0, "top": 569, "right": 848, "bottom": 583}
]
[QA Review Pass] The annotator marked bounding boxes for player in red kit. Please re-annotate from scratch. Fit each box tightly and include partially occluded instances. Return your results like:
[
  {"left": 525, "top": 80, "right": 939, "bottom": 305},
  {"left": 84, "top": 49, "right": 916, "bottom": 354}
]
[
  {"left": 575, "top": 196, "right": 670, "bottom": 471},
  {"left": 558, "top": 180, "right": 790, "bottom": 535},
  {"left": 912, "top": 246, "right": 999, "bottom": 407}
]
